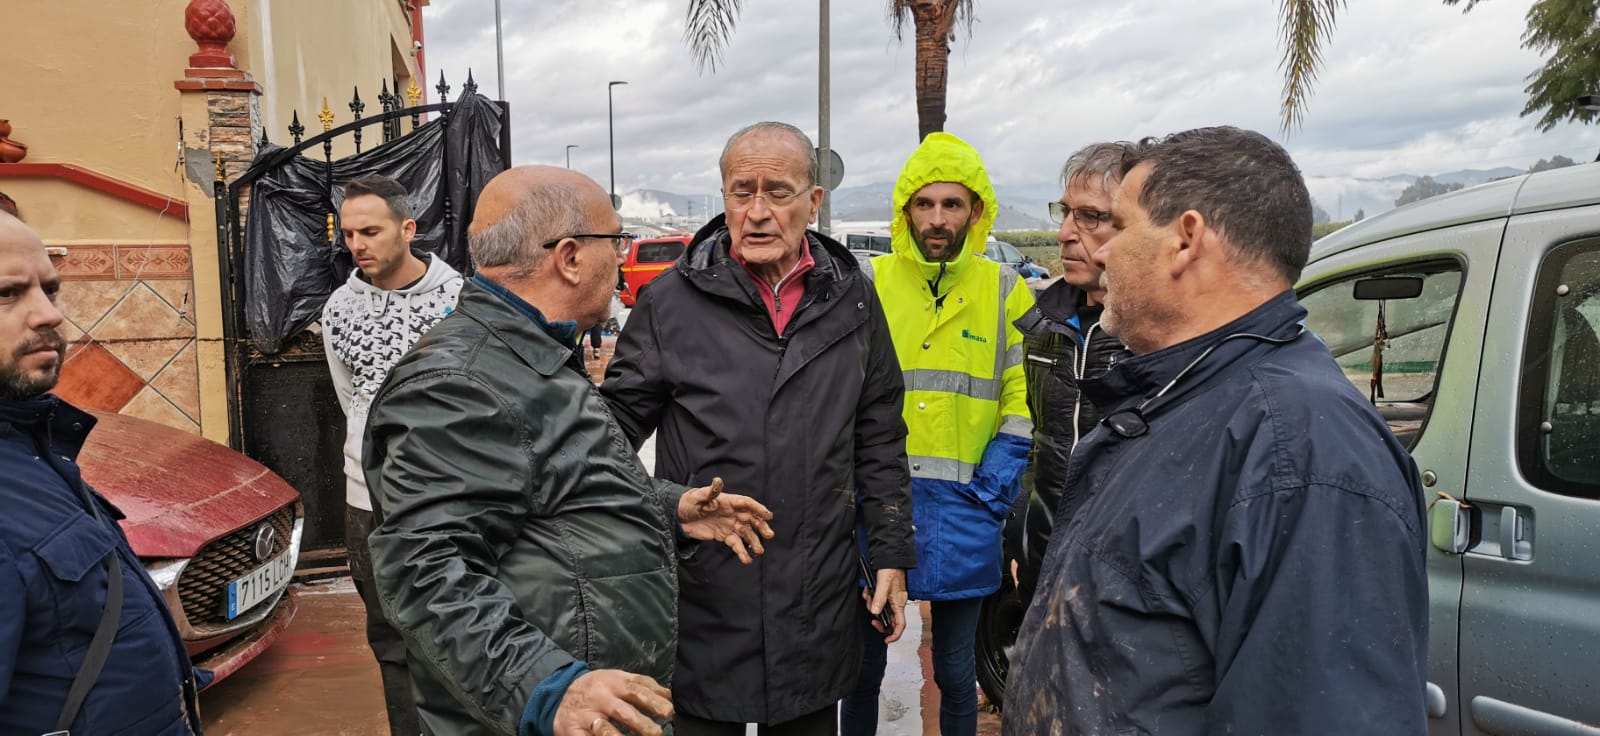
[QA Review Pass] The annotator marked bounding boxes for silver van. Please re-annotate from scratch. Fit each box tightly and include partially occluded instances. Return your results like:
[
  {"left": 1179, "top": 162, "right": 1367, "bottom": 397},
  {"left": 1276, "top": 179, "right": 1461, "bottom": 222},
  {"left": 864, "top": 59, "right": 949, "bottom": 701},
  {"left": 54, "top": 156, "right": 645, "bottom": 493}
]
[{"left": 1303, "top": 162, "right": 1600, "bottom": 735}]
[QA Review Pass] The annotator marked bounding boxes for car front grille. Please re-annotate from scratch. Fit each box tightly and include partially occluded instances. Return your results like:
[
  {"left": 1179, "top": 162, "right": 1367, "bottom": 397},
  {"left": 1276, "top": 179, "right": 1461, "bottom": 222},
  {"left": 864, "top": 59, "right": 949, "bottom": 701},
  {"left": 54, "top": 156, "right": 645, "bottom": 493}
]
[{"left": 177, "top": 506, "right": 296, "bottom": 627}]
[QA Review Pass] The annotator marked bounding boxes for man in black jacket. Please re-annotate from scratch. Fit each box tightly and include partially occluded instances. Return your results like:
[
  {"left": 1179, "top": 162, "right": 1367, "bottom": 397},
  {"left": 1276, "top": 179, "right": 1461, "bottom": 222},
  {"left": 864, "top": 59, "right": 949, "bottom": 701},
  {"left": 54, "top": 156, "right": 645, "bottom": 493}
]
[
  {"left": 1006, "top": 141, "right": 1132, "bottom": 600},
  {"left": 364, "top": 166, "right": 775, "bottom": 736},
  {"left": 1004, "top": 127, "right": 1428, "bottom": 735},
  {"left": 603, "top": 122, "right": 916, "bottom": 735}
]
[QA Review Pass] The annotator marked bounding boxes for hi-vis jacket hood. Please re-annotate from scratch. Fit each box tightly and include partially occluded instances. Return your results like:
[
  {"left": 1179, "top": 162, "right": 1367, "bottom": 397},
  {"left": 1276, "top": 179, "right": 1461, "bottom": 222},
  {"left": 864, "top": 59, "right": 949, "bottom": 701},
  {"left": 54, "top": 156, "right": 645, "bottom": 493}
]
[{"left": 889, "top": 132, "right": 999, "bottom": 282}]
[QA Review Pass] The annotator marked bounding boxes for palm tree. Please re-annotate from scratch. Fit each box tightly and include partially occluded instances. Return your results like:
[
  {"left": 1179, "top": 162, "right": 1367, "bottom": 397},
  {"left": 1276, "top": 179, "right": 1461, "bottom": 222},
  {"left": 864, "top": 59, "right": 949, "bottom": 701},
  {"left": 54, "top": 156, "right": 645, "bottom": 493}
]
[{"left": 684, "top": 0, "right": 976, "bottom": 141}]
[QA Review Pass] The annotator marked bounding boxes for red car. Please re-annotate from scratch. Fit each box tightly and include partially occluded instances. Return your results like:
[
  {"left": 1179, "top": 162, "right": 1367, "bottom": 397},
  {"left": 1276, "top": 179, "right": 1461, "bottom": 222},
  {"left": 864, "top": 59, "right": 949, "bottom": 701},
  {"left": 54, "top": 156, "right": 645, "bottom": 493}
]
[
  {"left": 620, "top": 235, "right": 690, "bottom": 307},
  {"left": 79, "top": 410, "right": 304, "bottom": 687}
]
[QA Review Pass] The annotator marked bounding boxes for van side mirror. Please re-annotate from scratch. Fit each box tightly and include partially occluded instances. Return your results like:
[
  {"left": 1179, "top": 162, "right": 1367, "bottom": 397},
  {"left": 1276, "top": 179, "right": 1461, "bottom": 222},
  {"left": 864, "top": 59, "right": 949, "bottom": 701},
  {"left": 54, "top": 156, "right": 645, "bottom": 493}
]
[{"left": 1354, "top": 276, "right": 1424, "bottom": 301}]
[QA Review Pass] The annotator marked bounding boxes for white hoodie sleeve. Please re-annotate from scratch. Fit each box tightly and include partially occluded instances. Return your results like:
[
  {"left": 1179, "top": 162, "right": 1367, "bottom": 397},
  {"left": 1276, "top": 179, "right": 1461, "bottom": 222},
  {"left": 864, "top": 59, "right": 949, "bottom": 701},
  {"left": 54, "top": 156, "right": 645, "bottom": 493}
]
[{"left": 322, "top": 300, "right": 356, "bottom": 419}]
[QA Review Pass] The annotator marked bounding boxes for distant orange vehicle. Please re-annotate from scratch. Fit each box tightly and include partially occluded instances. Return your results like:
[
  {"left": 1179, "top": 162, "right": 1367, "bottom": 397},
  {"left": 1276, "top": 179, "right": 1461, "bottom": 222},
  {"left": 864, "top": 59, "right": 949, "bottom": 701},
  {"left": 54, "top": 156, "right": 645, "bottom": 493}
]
[{"left": 620, "top": 235, "right": 690, "bottom": 307}]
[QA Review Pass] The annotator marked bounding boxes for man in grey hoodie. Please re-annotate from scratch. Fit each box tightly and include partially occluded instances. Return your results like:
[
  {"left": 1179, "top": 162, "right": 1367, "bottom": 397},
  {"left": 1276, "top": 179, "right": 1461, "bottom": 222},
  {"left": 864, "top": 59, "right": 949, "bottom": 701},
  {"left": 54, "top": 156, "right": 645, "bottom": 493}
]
[{"left": 322, "top": 174, "right": 463, "bottom": 733}]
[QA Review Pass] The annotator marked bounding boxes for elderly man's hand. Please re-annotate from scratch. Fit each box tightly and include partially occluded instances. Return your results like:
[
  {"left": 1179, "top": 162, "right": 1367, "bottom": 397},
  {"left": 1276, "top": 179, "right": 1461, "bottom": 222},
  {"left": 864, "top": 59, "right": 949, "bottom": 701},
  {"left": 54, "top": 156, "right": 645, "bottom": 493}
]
[
  {"left": 552, "top": 670, "right": 673, "bottom": 736},
  {"left": 678, "top": 477, "right": 775, "bottom": 563},
  {"left": 860, "top": 568, "right": 909, "bottom": 643}
]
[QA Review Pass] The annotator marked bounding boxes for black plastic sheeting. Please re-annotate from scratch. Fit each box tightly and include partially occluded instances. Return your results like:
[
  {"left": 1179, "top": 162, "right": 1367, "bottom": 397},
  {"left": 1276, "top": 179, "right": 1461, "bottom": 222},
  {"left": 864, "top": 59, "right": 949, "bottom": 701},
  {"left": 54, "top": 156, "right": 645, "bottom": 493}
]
[{"left": 241, "top": 92, "right": 506, "bottom": 354}]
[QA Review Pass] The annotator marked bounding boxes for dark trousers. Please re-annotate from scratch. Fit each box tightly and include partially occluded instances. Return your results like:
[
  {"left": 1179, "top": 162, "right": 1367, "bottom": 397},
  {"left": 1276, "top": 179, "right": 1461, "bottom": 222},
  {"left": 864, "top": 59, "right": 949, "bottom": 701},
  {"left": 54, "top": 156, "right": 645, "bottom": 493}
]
[
  {"left": 674, "top": 703, "right": 837, "bottom": 736},
  {"left": 347, "top": 506, "right": 421, "bottom": 735},
  {"left": 588, "top": 323, "right": 604, "bottom": 349},
  {"left": 839, "top": 597, "right": 982, "bottom": 736}
]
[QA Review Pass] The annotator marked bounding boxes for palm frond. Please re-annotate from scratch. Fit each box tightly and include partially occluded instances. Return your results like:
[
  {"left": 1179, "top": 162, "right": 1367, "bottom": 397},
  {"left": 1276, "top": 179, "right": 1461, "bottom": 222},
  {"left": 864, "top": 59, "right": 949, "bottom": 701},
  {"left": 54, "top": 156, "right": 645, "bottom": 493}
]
[
  {"left": 1277, "top": 0, "right": 1345, "bottom": 132},
  {"left": 684, "top": 0, "right": 745, "bottom": 74}
]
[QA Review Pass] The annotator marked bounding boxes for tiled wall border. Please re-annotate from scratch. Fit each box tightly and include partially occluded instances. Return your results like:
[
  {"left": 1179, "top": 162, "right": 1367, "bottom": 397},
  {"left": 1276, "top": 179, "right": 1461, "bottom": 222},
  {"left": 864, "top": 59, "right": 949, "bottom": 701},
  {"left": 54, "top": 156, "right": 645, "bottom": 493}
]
[{"left": 53, "top": 243, "right": 194, "bottom": 280}]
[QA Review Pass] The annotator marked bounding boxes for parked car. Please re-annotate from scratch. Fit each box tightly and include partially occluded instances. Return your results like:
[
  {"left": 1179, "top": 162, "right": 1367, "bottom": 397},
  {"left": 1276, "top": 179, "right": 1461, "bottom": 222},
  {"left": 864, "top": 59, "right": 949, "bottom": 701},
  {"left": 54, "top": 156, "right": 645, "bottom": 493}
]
[
  {"left": 840, "top": 229, "right": 892, "bottom": 254},
  {"left": 79, "top": 410, "right": 304, "bottom": 687},
  {"left": 980, "top": 163, "right": 1600, "bottom": 735},
  {"left": 620, "top": 235, "right": 690, "bottom": 307},
  {"left": 984, "top": 238, "right": 1049, "bottom": 281}
]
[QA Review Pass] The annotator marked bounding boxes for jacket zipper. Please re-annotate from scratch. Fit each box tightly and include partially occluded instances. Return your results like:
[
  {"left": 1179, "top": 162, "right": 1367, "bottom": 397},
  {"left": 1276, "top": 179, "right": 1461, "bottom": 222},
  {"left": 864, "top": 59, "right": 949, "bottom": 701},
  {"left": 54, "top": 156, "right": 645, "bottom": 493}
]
[{"left": 1070, "top": 323, "right": 1100, "bottom": 448}]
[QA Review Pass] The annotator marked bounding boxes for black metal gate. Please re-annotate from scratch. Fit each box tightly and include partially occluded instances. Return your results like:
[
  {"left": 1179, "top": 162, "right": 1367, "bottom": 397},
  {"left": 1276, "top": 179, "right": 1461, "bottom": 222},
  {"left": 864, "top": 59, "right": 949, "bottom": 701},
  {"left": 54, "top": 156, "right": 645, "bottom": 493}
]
[{"left": 219, "top": 73, "right": 510, "bottom": 554}]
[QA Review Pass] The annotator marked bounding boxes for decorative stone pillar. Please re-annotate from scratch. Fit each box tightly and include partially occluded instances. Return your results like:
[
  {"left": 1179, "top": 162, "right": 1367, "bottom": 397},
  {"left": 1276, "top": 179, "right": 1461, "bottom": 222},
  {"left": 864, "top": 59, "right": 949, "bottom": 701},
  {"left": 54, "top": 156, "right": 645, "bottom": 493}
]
[{"left": 175, "top": 0, "right": 261, "bottom": 444}]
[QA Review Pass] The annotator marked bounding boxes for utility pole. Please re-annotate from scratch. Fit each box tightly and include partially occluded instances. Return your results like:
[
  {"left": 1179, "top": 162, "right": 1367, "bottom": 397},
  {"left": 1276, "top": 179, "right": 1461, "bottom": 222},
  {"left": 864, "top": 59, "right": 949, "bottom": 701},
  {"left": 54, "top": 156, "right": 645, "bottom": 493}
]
[
  {"left": 565, "top": 144, "right": 579, "bottom": 169},
  {"left": 609, "top": 81, "right": 628, "bottom": 208},
  {"left": 493, "top": 0, "right": 506, "bottom": 100},
  {"left": 817, "top": 0, "right": 831, "bottom": 235}
]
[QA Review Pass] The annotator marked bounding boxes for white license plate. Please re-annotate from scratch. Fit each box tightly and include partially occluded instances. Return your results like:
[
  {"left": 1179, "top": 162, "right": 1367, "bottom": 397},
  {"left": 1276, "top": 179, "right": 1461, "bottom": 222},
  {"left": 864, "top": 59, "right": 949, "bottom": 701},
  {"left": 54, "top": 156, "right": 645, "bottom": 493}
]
[{"left": 225, "top": 551, "right": 293, "bottom": 620}]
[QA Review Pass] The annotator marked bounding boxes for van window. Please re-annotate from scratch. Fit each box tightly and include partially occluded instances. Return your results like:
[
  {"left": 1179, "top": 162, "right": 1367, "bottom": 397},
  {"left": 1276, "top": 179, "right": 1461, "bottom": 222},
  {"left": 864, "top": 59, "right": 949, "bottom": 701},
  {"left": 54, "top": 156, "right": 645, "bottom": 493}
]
[
  {"left": 635, "top": 240, "right": 686, "bottom": 264},
  {"left": 1299, "top": 262, "right": 1463, "bottom": 449},
  {"left": 1519, "top": 239, "right": 1600, "bottom": 498}
]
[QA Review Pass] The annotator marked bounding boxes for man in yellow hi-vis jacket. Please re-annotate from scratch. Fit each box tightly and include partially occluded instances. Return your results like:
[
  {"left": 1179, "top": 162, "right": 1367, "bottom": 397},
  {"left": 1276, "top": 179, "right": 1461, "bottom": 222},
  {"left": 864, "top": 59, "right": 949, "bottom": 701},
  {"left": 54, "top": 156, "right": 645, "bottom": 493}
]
[{"left": 842, "top": 133, "right": 1034, "bottom": 736}]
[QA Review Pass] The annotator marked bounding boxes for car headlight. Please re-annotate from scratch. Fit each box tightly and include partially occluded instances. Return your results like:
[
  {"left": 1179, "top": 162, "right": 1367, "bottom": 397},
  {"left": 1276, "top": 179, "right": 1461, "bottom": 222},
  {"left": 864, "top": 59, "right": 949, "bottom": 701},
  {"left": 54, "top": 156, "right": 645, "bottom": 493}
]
[{"left": 143, "top": 558, "right": 189, "bottom": 590}]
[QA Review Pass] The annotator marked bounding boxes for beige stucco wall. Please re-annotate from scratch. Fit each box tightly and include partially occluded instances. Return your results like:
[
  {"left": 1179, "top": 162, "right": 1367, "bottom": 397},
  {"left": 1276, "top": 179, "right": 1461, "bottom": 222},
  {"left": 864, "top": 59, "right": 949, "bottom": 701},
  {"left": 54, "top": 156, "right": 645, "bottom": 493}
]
[
  {"left": 237, "top": 0, "right": 422, "bottom": 157},
  {"left": 0, "top": 0, "right": 194, "bottom": 236}
]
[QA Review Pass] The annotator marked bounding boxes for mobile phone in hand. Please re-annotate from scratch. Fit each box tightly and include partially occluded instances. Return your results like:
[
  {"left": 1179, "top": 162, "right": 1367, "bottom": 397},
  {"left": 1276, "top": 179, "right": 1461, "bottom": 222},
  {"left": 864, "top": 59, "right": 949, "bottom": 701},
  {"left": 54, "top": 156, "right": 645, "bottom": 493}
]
[{"left": 858, "top": 555, "right": 895, "bottom": 632}]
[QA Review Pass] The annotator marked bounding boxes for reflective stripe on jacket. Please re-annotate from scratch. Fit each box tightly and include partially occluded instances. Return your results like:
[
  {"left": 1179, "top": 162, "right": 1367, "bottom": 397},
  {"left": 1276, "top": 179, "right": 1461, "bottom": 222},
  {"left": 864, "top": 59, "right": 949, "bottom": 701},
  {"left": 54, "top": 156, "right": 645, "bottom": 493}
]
[{"left": 873, "top": 132, "right": 1034, "bottom": 600}]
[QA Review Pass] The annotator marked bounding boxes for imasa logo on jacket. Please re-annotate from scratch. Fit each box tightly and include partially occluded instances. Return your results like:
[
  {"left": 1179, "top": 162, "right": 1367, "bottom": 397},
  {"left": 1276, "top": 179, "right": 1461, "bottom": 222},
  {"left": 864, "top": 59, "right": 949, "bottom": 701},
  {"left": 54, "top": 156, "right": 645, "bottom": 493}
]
[{"left": 960, "top": 329, "right": 989, "bottom": 344}]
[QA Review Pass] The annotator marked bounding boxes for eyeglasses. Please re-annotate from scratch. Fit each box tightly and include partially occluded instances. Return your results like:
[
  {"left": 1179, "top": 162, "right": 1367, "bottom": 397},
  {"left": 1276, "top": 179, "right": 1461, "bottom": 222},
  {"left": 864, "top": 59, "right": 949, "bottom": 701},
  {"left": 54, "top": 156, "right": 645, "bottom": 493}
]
[
  {"left": 541, "top": 232, "right": 636, "bottom": 256},
  {"left": 723, "top": 189, "right": 804, "bottom": 210},
  {"left": 1048, "top": 202, "right": 1112, "bottom": 232}
]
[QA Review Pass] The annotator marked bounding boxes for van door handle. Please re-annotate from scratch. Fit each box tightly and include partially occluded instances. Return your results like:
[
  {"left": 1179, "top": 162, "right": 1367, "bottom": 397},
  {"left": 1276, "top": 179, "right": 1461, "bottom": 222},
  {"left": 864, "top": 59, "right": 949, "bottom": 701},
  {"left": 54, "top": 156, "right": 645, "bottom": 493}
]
[
  {"left": 1470, "top": 695, "right": 1598, "bottom": 735},
  {"left": 1500, "top": 506, "right": 1533, "bottom": 561},
  {"left": 1426, "top": 682, "right": 1447, "bottom": 719}
]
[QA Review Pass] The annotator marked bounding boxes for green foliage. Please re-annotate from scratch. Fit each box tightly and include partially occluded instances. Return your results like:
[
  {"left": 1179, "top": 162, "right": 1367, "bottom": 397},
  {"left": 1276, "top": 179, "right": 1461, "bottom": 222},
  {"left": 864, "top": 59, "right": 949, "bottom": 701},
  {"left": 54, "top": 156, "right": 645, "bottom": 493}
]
[
  {"left": 1278, "top": 0, "right": 1347, "bottom": 131},
  {"left": 1394, "top": 176, "right": 1465, "bottom": 208},
  {"left": 1519, "top": 0, "right": 1600, "bottom": 132},
  {"left": 995, "top": 230, "right": 1057, "bottom": 250},
  {"left": 1313, "top": 220, "right": 1352, "bottom": 239},
  {"left": 1015, "top": 245, "right": 1063, "bottom": 277}
]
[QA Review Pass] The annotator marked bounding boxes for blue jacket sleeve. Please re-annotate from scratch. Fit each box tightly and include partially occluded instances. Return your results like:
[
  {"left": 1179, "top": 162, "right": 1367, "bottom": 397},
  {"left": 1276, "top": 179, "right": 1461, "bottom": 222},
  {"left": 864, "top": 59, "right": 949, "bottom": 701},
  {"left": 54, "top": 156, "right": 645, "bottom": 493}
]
[
  {"left": 966, "top": 434, "right": 1032, "bottom": 518},
  {"left": 520, "top": 660, "right": 590, "bottom": 736}
]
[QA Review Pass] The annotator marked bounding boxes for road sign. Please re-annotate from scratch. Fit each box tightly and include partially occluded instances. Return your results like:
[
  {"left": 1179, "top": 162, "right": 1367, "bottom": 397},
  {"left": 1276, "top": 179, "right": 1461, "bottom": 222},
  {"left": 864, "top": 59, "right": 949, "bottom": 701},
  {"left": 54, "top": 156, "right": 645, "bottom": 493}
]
[{"left": 816, "top": 147, "right": 845, "bottom": 191}]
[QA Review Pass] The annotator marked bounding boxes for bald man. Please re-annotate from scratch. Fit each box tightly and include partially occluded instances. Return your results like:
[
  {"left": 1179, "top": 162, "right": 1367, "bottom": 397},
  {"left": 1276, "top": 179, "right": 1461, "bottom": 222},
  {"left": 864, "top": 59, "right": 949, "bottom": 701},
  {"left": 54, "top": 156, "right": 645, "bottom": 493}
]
[
  {"left": 0, "top": 214, "right": 204, "bottom": 733},
  {"left": 363, "top": 166, "right": 777, "bottom": 736}
]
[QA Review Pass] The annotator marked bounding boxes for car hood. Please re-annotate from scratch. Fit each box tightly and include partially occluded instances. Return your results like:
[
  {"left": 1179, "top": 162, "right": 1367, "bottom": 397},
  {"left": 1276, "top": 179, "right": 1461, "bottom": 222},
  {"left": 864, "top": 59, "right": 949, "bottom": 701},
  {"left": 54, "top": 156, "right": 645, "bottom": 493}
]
[{"left": 78, "top": 411, "right": 301, "bottom": 558}]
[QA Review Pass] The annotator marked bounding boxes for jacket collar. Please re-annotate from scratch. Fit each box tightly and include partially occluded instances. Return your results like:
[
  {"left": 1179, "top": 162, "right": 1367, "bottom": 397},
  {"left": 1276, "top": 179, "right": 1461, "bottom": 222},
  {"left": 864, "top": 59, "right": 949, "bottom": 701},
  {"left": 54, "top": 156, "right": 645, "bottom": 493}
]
[
  {"left": 460, "top": 277, "right": 578, "bottom": 377},
  {"left": 1082, "top": 290, "right": 1307, "bottom": 411},
  {"left": 0, "top": 393, "right": 96, "bottom": 459},
  {"left": 681, "top": 214, "right": 856, "bottom": 308}
]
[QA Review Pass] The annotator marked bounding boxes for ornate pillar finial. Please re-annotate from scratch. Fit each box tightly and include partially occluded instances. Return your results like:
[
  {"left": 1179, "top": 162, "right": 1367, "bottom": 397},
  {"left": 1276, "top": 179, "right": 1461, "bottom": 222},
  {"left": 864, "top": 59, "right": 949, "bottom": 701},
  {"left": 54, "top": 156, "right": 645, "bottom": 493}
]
[{"left": 184, "top": 0, "right": 238, "bottom": 70}]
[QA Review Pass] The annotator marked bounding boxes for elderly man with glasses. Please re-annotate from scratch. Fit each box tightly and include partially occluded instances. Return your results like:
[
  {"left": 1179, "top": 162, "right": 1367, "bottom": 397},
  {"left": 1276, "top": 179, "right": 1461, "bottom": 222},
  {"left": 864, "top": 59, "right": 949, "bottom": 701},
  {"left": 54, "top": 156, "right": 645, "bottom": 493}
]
[
  {"left": 603, "top": 122, "right": 916, "bottom": 736},
  {"left": 364, "top": 165, "right": 776, "bottom": 736}
]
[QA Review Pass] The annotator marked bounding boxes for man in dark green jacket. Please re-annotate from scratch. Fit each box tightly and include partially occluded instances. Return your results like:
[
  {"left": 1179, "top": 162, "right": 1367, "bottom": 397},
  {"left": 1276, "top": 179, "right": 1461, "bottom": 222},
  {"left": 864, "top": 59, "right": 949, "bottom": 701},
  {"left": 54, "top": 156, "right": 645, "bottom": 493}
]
[{"left": 364, "top": 166, "right": 776, "bottom": 736}]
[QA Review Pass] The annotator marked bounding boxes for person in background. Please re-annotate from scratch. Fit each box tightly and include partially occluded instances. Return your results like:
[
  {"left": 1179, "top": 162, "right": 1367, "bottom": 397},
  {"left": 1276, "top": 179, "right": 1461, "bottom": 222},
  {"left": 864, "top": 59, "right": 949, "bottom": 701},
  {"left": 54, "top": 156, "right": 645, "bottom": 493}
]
[{"left": 322, "top": 174, "right": 462, "bottom": 734}]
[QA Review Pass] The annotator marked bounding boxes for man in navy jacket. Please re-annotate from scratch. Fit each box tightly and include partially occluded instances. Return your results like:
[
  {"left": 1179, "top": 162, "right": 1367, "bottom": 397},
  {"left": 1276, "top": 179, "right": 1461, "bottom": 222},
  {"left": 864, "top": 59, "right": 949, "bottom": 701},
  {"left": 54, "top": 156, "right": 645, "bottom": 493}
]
[
  {"left": 1004, "top": 128, "right": 1428, "bottom": 735},
  {"left": 0, "top": 212, "right": 202, "bottom": 735}
]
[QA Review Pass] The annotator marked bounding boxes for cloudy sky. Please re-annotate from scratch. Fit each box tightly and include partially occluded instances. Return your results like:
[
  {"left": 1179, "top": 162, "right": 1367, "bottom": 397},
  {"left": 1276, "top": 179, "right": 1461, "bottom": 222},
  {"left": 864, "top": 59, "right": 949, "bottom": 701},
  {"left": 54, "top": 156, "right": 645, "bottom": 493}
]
[{"left": 421, "top": 0, "right": 1595, "bottom": 209}]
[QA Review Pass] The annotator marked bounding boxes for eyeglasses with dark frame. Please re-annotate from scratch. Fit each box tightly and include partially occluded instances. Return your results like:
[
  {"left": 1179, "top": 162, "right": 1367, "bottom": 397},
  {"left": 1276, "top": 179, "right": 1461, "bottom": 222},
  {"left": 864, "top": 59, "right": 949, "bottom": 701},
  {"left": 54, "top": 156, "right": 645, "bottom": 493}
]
[
  {"left": 1047, "top": 201, "right": 1112, "bottom": 232},
  {"left": 541, "top": 232, "right": 636, "bottom": 255}
]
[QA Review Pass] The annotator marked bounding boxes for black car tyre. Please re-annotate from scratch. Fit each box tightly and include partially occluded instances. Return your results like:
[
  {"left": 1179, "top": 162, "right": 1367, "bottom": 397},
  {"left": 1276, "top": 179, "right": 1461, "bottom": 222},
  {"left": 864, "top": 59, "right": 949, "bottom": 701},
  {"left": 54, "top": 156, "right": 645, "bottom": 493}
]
[{"left": 975, "top": 574, "right": 1030, "bottom": 709}]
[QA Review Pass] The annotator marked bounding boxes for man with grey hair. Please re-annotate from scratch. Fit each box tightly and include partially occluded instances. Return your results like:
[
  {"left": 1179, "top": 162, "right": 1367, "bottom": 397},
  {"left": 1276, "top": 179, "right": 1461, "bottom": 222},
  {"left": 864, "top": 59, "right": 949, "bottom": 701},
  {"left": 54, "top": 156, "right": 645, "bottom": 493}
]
[
  {"left": 364, "top": 165, "right": 777, "bottom": 736},
  {"left": 603, "top": 122, "right": 916, "bottom": 735},
  {"left": 984, "top": 141, "right": 1134, "bottom": 706}
]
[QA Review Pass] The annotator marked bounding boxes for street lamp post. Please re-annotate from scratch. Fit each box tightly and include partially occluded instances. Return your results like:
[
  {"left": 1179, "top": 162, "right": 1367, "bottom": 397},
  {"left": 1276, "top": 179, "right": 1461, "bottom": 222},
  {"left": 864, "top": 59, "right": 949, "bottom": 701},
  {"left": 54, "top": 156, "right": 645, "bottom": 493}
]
[
  {"left": 493, "top": 0, "right": 505, "bottom": 100},
  {"left": 608, "top": 81, "right": 628, "bottom": 209},
  {"left": 566, "top": 144, "right": 579, "bottom": 169}
]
